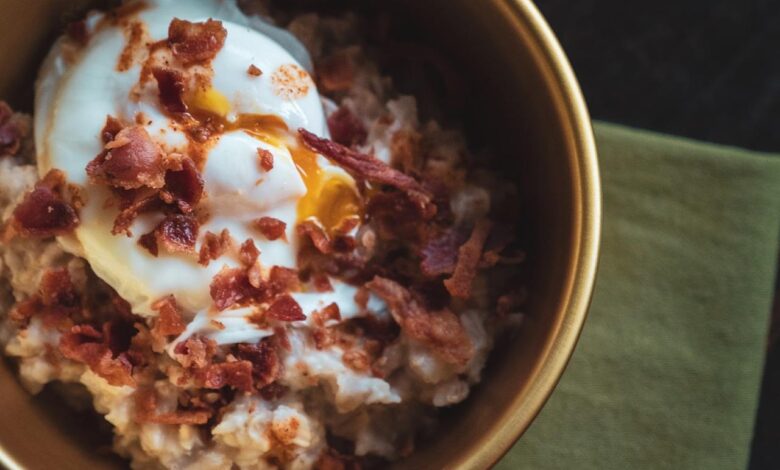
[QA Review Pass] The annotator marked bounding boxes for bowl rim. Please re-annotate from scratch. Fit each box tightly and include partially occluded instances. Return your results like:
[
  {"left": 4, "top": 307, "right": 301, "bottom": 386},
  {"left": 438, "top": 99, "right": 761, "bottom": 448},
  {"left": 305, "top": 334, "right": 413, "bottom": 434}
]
[{"left": 462, "top": 0, "right": 601, "bottom": 468}]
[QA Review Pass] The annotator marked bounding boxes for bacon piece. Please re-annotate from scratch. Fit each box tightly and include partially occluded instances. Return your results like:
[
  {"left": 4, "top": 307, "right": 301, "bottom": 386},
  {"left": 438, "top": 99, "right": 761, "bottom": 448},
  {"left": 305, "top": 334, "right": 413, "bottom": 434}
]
[
  {"left": 444, "top": 219, "right": 492, "bottom": 299},
  {"left": 59, "top": 325, "right": 135, "bottom": 386},
  {"left": 312, "top": 274, "right": 333, "bottom": 293},
  {"left": 101, "top": 115, "right": 124, "bottom": 143},
  {"left": 198, "top": 229, "right": 233, "bottom": 266},
  {"left": 420, "top": 229, "right": 468, "bottom": 277},
  {"left": 236, "top": 340, "right": 280, "bottom": 389},
  {"left": 299, "top": 129, "right": 434, "bottom": 217},
  {"left": 112, "top": 189, "right": 160, "bottom": 236},
  {"left": 0, "top": 101, "right": 22, "bottom": 156},
  {"left": 257, "top": 148, "right": 274, "bottom": 171},
  {"left": 209, "top": 267, "right": 270, "bottom": 311},
  {"left": 297, "top": 220, "right": 331, "bottom": 254},
  {"left": 238, "top": 239, "right": 261, "bottom": 266},
  {"left": 247, "top": 64, "right": 263, "bottom": 77},
  {"left": 196, "top": 360, "right": 253, "bottom": 392},
  {"left": 168, "top": 18, "right": 227, "bottom": 65},
  {"left": 86, "top": 126, "right": 165, "bottom": 190},
  {"left": 253, "top": 216, "right": 286, "bottom": 241},
  {"left": 157, "top": 214, "right": 199, "bottom": 254},
  {"left": 265, "top": 294, "right": 305, "bottom": 322},
  {"left": 151, "top": 295, "right": 186, "bottom": 339},
  {"left": 367, "top": 276, "right": 473, "bottom": 367},
  {"left": 269, "top": 266, "right": 300, "bottom": 293},
  {"left": 134, "top": 388, "right": 211, "bottom": 425},
  {"left": 161, "top": 157, "right": 204, "bottom": 213},
  {"left": 152, "top": 67, "right": 187, "bottom": 113},
  {"left": 327, "top": 106, "right": 366, "bottom": 147},
  {"left": 311, "top": 303, "right": 340, "bottom": 327},
  {"left": 173, "top": 335, "right": 217, "bottom": 369},
  {"left": 39, "top": 267, "right": 79, "bottom": 309},
  {"left": 11, "top": 169, "right": 79, "bottom": 238}
]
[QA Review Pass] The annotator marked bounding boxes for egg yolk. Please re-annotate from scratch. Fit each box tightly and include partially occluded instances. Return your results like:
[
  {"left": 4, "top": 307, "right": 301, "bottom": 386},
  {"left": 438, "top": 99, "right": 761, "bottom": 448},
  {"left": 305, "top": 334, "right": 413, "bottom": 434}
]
[{"left": 184, "top": 87, "right": 362, "bottom": 234}]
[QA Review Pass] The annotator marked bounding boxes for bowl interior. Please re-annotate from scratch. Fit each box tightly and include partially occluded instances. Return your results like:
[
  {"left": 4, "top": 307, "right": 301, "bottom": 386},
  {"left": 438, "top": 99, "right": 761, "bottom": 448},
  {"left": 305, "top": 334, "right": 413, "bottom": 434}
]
[{"left": 0, "top": 1, "right": 597, "bottom": 469}]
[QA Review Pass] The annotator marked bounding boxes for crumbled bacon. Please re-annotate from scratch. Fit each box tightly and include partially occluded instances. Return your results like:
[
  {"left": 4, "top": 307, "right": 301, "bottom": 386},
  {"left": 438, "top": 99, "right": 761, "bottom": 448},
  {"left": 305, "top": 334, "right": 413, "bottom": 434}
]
[
  {"left": 265, "top": 294, "right": 305, "bottom": 322},
  {"left": 134, "top": 388, "right": 211, "bottom": 425},
  {"left": 247, "top": 64, "right": 263, "bottom": 77},
  {"left": 259, "top": 382, "right": 288, "bottom": 401},
  {"left": 312, "top": 274, "right": 333, "bottom": 293},
  {"left": 0, "top": 101, "right": 22, "bottom": 156},
  {"left": 168, "top": 18, "right": 227, "bottom": 65},
  {"left": 312, "top": 302, "right": 341, "bottom": 327},
  {"left": 112, "top": 189, "right": 160, "bottom": 236},
  {"left": 196, "top": 360, "right": 253, "bottom": 393},
  {"left": 312, "top": 327, "right": 336, "bottom": 350},
  {"left": 198, "top": 229, "right": 233, "bottom": 266},
  {"left": 162, "top": 157, "right": 204, "bottom": 213},
  {"left": 151, "top": 295, "right": 186, "bottom": 339},
  {"left": 299, "top": 129, "right": 434, "bottom": 217},
  {"left": 10, "top": 169, "right": 79, "bottom": 238},
  {"left": 353, "top": 287, "right": 369, "bottom": 309},
  {"left": 154, "top": 214, "right": 200, "bottom": 254},
  {"left": 273, "top": 326, "right": 292, "bottom": 352},
  {"left": 235, "top": 340, "right": 280, "bottom": 389},
  {"left": 239, "top": 239, "right": 260, "bottom": 266},
  {"left": 342, "top": 349, "right": 370, "bottom": 372},
  {"left": 152, "top": 67, "right": 187, "bottom": 114},
  {"left": 253, "top": 216, "right": 286, "bottom": 241},
  {"left": 209, "top": 267, "right": 269, "bottom": 311},
  {"left": 443, "top": 219, "right": 492, "bottom": 299},
  {"left": 367, "top": 276, "right": 473, "bottom": 367},
  {"left": 257, "top": 148, "right": 274, "bottom": 171},
  {"left": 59, "top": 325, "right": 135, "bottom": 386},
  {"left": 39, "top": 267, "right": 79, "bottom": 309},
  {"left": 173, "top": 335, "right": 217, "bottom": 369},
  {"left": 101, "top": 115, "right": 124, "bottom": 143},
  {"left": 420, "top": 229, "right": 468, "bottom": 277},
  {"left": 86, "top": 126, "right": 165, "bottom": 190},
  {"left": 327, "top": 106, "right": 366, "bottom": 147},
  {"left": 269, "top": 266, "right": 300, "bottom": 293},
  {"left": 297, "top": 220, "right": 331, "bottom": 254}
]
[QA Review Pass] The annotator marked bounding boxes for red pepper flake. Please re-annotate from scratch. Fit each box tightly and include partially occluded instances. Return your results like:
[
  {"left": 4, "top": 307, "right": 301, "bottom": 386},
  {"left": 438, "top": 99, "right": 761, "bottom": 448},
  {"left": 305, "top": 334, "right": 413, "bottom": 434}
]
[
  {"left": 253, "top": 216, "right": 286, "bottom": 241},
  {"left": 269, "top": 266, "right": 300, "bottom": 293},
  {"left": 198, "top": 229, "right": 233, "bottom": 266},
  {"left": 257, "top": 148, "right": 274, "bottom": 171},
  {"left": 168, "top": 18, "right": 227, "bottom": 65},
  {"left": 265, "top": 294, "right": 305, "bottom": 322},
  {"left": 86, "top": 126, "right": 166, "bottom": 190},
  {"left": 443, "top": 219, "right": 492, "bottom": 299},
  {"left": 10, "top": 169, "right": 79, "bottom": 238},
  {"left": 247, "top": 64, "right": 263, "bottom": 77}
]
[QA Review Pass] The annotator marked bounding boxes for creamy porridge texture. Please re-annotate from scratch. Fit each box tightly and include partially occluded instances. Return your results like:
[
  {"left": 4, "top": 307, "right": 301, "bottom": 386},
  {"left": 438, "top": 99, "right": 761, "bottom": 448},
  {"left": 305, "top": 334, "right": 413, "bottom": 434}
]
[{"left": 0, "top": 0, "right": 525, "bottom": 468}]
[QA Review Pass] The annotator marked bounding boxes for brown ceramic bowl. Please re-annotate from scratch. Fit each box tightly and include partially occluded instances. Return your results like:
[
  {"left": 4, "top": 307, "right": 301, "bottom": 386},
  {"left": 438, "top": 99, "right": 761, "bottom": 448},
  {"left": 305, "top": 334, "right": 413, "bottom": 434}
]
[{"left": 0, "top": 1, "right": 600, "bottom": 469}]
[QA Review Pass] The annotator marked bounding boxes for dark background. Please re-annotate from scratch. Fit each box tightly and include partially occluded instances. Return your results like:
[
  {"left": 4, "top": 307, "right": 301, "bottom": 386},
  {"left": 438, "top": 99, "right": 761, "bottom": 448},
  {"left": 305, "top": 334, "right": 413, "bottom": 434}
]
[{"left": 532, "top": 1, "right": 779, "bottom": 468}]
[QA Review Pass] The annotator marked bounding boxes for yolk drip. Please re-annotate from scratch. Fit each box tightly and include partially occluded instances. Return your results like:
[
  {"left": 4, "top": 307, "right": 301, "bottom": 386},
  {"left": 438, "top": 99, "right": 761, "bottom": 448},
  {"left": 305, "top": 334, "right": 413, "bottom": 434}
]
[{"left": 185, "top": 87, "right": 362, "bottom": 234}]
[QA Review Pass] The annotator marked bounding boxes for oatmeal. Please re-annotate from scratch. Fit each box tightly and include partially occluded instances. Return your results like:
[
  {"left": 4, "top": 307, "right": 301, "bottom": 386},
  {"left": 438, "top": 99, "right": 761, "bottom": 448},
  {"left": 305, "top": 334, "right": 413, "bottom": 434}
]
[{"left": 0, "top": 0, "right": 525, "bottom": 468}]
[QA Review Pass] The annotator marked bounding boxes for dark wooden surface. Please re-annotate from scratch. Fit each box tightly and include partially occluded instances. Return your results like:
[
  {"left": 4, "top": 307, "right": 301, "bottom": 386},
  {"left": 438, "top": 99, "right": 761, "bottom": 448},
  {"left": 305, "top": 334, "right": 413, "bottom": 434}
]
[{"left": 532, "top": 1, "right": 779, "bottom": 467}]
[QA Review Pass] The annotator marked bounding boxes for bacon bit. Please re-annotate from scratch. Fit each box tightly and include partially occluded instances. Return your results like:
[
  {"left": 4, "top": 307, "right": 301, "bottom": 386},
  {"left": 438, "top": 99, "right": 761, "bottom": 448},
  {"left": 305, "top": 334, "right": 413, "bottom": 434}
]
[
  {"left": 168, "top": 18, "right": 227, "bottom": 65},
  {"left": 312, "top": 302, "right": 341, "bottom": 327},
  {"left": 0, "top": 101, "right": 23, "bottom": 156},
  {"left": 259, "top": 382, "right": 288, "bottom": 401},
  {"left": 253, "top": 216, "right": 286, "bottom": 241},
  {"left": 112, "top": 190, "right": 159, "bottom": 236},
  {"left": 420, "top": 229, "right": 468, "bottom": 277},
  {"left": 39, "top": 268, "right": 79, "bottom": 309},
  {"left": 196, "top": 360, "right": 253, "bottom": 392},
  {"left": 117, "top": 21, "right": 147, "bottom": 72},
  {"left": 297, "top": 220, "right": 331, "bottom": 254},
  {"left": 257, "top": 148, "right": 274, "bottom": 171},
  {"left": 239, "top": 239, "right": 260, "bottom": 266},
  {"left": 265, "top": 294, "right": 305, "bottom": 322},
  {"left": 367, "top": 276, "right": 473, "bottom": 367},
  {"left": 247, "top": 64, "right": 263, "bottom": 77},
  {"left": 312, "top": 328, "right": 335, "bottom": 350},
  {"left": 87, "top": 126, "right": 165, "bottom": 190},
  {"left": 101, "top": 115, "right": 124, "bottom": 143},
  {"left": 316, "top": 52, "right": 355, "bottom": 92},
  {"left": 151, "top": 295, "right": 186, "bottom": 339},
  {"left": 332, "top": 235, "right": 356, "bottom": 253},
  {"left": 198, "top": 229, "right": 233, "bottom": 266},
  {"left": 9, "top": 297, "right": 41, "bottom": 327},
  {"left": 66, "top": 20, "right": 89, "bottom": 46},
  {"left": 299, "top": 129, "right": 434, "bottom": 217},
  {"left": 134, "top": 388, "right": 211, "bottom": 425},
  {"left": 353, "top": 287, "right": 369, "bottom": 309},
  {"left": 271, "top": 63, "right": 311, "bottom": 99},
  {"left": 59, "top": 325, "right": 135, "bottom": 387},
  {"left": 173, "top": 335, "right": 217, "bottom": 369},
  {"left": 236, "top": 340, "right": 280, "bottom": 389},
  {"left": 327, "top": 106, "right": 366, "bottom": 147},
  {"left": 444, "top": 219, "right": 492, "bottom": 299},
  {"left": 152, "top": 67, "right": 187, "bottom": 113},
  {"left": 162, "top": 157, "right": 204, "bottom": 213},
  {"left": 138, "top": 232, "right": 158, "bottom": 256},
  {"left": 342, "top": 350, "right": 370, "bottom": 372},
  {"left": 269, "top": 266, "right": 300, "bottom": 293},
  {"left": 209, "top": 267, "right": 269, "bottom": 311},
  {"left": 273, "top": 326, "right": 291, "bottom": 351},
  {"left": 155, "top": 214, "right": 199, "bottom": 254},
  {"left": 10, "top": 169, "right": 79, "bottom": 238},
  {"left": 312, "top": 273, "right": 333, "bottom": 293}
]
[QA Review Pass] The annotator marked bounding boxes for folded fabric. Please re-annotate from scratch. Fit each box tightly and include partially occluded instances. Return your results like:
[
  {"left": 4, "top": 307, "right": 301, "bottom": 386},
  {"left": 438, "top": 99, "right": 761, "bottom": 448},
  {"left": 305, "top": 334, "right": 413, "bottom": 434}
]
[{"left": 498, "top": 123, "right": 780, "bottom": 469}]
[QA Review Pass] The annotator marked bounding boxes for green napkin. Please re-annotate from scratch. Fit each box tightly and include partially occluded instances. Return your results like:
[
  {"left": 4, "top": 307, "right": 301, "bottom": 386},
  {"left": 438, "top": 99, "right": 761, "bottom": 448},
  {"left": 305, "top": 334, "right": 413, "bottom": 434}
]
[{"left": 498, "top": 123, "right": 780, "bottom": 469}]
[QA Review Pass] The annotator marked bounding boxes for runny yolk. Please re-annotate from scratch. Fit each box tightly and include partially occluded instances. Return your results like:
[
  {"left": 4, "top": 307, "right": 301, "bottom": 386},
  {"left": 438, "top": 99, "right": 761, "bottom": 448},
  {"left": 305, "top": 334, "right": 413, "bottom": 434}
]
[{"left": 184, "top": 87, "right": 362, "bottom": 234}]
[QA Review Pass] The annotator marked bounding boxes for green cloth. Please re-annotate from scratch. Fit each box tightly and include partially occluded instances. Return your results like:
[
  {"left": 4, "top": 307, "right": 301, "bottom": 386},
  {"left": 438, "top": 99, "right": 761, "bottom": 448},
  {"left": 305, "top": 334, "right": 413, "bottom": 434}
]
[{"left": 498, "top": 123, "right": 780, "bottom": 470}]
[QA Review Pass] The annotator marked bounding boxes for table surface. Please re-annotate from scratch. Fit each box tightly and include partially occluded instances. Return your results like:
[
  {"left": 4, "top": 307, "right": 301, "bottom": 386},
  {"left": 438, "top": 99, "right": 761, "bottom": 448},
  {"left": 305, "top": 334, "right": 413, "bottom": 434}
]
[{"left": 533, "top": 1, "right": 780, "bottom": 468}]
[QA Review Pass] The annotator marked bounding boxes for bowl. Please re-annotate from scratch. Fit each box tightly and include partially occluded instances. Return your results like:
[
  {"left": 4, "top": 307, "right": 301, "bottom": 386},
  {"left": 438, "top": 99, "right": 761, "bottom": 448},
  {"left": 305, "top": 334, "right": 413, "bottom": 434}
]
[{"left": 0, "top": 1, "right": 600, "bottom": 468}]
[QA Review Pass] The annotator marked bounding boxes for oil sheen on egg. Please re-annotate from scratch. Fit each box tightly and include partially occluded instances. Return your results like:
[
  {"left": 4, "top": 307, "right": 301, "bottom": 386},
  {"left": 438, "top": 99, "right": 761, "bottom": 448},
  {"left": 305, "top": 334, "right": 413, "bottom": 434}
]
[{"left": 34, "top": 0, "right": 374, "bottom": 328}]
